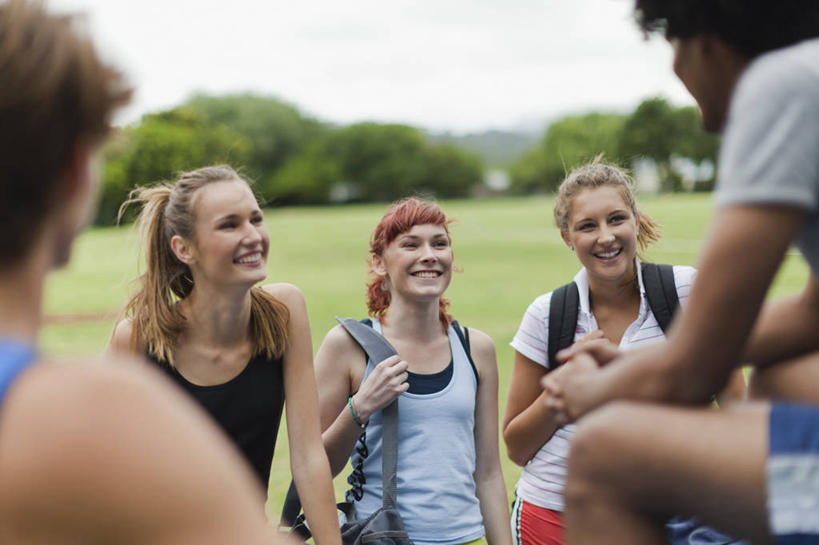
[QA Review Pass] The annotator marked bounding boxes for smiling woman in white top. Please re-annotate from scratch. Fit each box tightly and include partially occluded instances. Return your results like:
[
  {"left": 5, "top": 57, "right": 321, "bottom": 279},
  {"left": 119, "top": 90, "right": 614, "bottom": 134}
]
[{"left": 502, "top": 159, "right": 746, "bottom": 545}]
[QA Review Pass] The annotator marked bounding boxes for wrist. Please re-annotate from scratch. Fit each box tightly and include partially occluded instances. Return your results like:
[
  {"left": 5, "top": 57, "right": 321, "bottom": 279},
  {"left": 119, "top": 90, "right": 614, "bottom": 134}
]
[
  {"left": 352, "top": 393, "right": 374, "bottom": 422},
  {"left": 348, "top": 395, "right": 369, "bottom": 428}
]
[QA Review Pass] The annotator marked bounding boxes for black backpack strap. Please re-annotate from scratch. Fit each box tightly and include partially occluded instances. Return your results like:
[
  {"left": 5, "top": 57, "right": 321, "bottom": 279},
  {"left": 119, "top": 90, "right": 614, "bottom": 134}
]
[
  {"left": 452, "top": 320, "right": 479, "bottom": 383},
  {"left": 641, "top": 263, "right": 679, "bottom": 333},
  {"left": 547, "top": 282, "right": 580, "bottom": 369},
  {"left": 280, "top": 480, "right": 303, "bottom": 530},
  {"left": 335, "top": 317, "right": 400, "bottom": 511}
]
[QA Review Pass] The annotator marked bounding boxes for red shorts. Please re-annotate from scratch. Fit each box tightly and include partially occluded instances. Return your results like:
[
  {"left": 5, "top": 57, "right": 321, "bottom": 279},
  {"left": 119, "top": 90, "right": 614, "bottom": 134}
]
[{"left": 511, "top": 496, "right": 564, "bottom": 545}]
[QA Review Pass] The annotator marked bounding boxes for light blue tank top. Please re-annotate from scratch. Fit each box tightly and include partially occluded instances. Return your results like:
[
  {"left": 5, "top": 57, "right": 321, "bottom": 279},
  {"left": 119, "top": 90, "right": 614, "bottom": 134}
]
[
  {"left": 350, "top": 319, "right": 484, "bottom": 545},
  {"left": 0, "top": 340, "right": 36, "bottom": 405}
]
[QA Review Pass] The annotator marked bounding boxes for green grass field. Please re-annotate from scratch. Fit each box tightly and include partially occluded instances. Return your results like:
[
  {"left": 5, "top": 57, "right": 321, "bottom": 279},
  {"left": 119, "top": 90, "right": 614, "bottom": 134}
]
[{"left": 41, "top": 194, "right": 809, "bottom": 518}]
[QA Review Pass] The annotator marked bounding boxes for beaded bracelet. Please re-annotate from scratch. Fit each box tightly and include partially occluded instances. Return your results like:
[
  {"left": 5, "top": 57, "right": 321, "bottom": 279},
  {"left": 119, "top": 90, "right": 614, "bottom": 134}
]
[{"left": 348, "top": 396, "right": 366, "bottom": 429}]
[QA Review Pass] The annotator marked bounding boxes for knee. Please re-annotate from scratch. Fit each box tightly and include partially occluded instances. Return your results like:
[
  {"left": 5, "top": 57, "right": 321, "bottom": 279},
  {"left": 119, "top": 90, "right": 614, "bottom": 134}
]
[
  {"left": 565, "top": 402, "right": 639, "bottom": 508},
  {"left": 746, "top": 367, "right": 770, "bottom": 400}
]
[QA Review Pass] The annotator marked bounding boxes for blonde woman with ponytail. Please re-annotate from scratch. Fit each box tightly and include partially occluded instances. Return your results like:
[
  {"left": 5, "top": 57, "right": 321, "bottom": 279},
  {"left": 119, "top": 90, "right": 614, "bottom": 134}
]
[
  {"left": 502, "top": 159, "right": 746, "bottom": 545},
  {"left": 108, "top": 165, "right": 341, "bottom": 545}
]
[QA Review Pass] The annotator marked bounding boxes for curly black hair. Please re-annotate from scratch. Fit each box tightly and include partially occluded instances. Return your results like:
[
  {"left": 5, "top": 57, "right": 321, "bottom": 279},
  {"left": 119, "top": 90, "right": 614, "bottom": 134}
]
[{"left": 634, "top": 0, "right": 819, "bottom": 58}]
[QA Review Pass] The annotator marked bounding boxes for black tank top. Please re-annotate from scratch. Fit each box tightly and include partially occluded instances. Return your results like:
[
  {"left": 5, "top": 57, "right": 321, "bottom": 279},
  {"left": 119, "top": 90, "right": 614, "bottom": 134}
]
[{"left": 149, "top": 352, "right": 285, "bottom": 491}]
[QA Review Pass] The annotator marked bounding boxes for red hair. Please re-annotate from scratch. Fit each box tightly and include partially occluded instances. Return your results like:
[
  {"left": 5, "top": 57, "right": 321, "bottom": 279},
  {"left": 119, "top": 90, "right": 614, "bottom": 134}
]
[{"left": 366, "top": 197, "right": 454, "bottom": 330}]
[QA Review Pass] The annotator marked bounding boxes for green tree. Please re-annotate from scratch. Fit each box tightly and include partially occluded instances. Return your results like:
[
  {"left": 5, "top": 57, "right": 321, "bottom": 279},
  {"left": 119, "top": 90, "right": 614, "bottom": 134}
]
[
  {"left": 618, "top": 97, "right": 680, "bottom": 191},
  {"left": 96, "top": 107, "right": 250, "bottom": 225},
  {"left": 422, "top": 144, "right": 483, "bottom": 198},
  {"left": 619, "top": 98, "right": 720, "bottom": 192},
  {"left": 326, "top": 123, "right": 428, "bottom": 201},
  {"left": 672, "top": 105, "right": 720, "bottom": 163},
  {"left": 185, "top": 93, "right": 324, "bottom": 183},
  {"left": 264, "top": 140, "right": 342, "bottom": 205},
  {"left": 510, "top": 113, "right": 626, "bottom": 193}
]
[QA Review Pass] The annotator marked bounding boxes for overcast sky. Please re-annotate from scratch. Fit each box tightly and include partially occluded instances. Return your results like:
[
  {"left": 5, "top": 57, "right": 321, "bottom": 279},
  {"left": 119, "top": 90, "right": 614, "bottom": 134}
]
[{"left": 50, "top": 0, "right": 694, "bottom": 134}]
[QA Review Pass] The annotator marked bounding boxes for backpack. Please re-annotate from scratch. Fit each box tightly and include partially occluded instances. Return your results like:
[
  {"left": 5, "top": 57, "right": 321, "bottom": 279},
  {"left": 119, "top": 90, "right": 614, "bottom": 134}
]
[{"left": 546, "top": 263, "right": 679, "bottom": 367}]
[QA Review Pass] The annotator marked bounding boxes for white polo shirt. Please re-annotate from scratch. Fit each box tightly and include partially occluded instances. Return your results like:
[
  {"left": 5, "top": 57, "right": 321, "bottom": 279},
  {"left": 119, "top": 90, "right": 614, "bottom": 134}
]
[{"left": 509, "top": 261, "right": 697, "bottom": 511}]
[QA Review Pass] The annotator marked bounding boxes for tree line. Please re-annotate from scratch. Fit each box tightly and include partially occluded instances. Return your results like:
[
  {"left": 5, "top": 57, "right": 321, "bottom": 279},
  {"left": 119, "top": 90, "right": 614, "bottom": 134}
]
[
  {"left": 510, "top": 97, "right": 720, "bottom": 194},
  {"left": 97, "top": 93, "right": 717, "bottom": 225}
]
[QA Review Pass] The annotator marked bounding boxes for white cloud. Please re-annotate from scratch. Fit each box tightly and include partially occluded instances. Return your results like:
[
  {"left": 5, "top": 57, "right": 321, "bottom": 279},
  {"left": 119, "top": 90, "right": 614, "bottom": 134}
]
[{"left": 50, "top": 0, "right": 695, "bottom": 132}]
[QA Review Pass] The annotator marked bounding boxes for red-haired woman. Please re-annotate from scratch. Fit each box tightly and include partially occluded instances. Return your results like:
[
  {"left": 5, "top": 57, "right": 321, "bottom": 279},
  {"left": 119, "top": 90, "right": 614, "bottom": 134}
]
[
  {"left": 315, "top": 197, "right": 513, "bottom": 545},
  {"left": 108, "top": 165, "right": 341, "bottom": 545}
]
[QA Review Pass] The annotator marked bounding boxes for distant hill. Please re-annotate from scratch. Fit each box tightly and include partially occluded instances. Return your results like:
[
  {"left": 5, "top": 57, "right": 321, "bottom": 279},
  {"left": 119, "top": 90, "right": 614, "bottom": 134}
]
[{"left": 427, "top": 129, "right": 539, "bottom": 167}]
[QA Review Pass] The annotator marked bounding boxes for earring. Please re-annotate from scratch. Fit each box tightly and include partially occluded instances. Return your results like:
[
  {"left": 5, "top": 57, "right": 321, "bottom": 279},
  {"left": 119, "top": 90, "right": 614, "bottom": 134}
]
[{"left": 381, "top": 276, "right": 391, "bottom": 292}]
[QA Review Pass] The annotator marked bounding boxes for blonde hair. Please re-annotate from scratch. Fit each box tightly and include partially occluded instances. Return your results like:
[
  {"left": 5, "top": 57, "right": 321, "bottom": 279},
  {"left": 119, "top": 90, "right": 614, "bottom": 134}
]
[
  {"left": 118, "top": 165, "right": 289, "bottom": 365},
  {"left": 553, "top": 157, "right": 661, "bottom": 256}
]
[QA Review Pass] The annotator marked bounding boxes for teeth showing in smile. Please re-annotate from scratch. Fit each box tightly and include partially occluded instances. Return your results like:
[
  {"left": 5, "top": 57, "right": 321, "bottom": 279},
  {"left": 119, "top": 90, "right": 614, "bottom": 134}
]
[
  {"left": 413, "top": 271, "right": 440, "bottom": 278},
  {"left": 236, "top": 253, "right": 262, "bottom": 264},
  {"left": 595, "top": 248, "right": 621, "bottom": 259}
]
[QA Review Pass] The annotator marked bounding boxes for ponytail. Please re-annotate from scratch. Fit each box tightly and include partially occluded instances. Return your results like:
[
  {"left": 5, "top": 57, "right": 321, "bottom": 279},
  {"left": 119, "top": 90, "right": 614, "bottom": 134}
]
[
  {"left": 118, "top": 184, "right": 188, "bottom": 363},
  {"left": 117, "top": 165, "right": 290, "bottom": 365},
  {"left": 636, "top": 210, "right": 661, "bottom": 255}
]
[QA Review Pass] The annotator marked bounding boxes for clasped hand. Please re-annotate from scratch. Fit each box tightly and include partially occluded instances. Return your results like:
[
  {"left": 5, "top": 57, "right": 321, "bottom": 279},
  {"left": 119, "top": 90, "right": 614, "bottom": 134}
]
[{"left": 542, "top": 330, "right": 621, "bottom": 424}]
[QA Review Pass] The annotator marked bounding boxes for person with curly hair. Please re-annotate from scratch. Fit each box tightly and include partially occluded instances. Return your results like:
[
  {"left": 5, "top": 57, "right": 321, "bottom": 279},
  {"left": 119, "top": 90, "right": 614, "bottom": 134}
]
[{"left": 543, "top": 1, "right": 819, "bottom": 543}]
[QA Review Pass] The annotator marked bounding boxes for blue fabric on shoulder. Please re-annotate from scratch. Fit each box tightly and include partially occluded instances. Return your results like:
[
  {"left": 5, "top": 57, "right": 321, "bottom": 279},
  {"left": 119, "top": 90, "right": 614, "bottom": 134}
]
[{"left": 0, "top": 340, "right": 37, "bottom": 403}]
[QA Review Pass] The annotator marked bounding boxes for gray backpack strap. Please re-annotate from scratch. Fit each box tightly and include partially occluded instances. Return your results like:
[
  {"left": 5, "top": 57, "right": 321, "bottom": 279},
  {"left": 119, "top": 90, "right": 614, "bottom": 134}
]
[{"left": 336, "top": 317, "right": 400, "bottom": 511}]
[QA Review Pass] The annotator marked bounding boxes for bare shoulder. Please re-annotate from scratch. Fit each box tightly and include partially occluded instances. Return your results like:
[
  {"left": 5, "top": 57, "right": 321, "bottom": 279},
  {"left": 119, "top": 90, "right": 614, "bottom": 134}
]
[
  {"left": 0, "top": 361, "right": 159, "bottom": 507},
  {"left": 261, "top": 282, "right": 304, "bottom": 306},
  {"left": 318, "top": 323, "right": 365, "bottom": 363},
  {"left": 108, "top": 317, "right": 137, "bottom": 355},
  {"left": 464, "top": 327, "right": 496, "bottom": 360},
  {"left": 462, "top": 327, "right": 498, "bottom": 379},
  {"left": 0, "top": 358, "right": 183, "bottom": 479},
  {"left": 0, "top": 358, "right": 265, "bottom": 540}
]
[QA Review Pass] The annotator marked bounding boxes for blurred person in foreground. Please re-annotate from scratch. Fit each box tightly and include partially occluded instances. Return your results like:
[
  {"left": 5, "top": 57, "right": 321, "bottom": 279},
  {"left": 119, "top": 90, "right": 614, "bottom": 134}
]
[
  {"left": 542, "top": 1, "right": 819, "bottom": 543},
  {"left": 0, "top": 1, "right": 284, "bottom": 543}
]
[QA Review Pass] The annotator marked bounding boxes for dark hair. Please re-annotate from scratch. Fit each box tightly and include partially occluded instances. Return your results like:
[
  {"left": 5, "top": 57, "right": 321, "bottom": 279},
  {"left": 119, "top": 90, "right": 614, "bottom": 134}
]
[
  {"left": 366, "top": 197, "right": 453, "bottom": 331},
  {"left": 634, "top": 0, "right": 819, "bottom": 58},
  {"left": 0, "top": 0, "right": 131, "bottom": 264}
]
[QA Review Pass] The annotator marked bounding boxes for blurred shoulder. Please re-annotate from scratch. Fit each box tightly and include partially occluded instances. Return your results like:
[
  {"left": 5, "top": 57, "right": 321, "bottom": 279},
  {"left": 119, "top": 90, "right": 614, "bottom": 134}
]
[
  {"left": 0, "top": 357, "right": 267, "bottom": 541},
  {"left": 0, "top": 357, "right": 177, "bottom": 497},
  {"left": 261, "top": 282, "right": 304, "bottom": 308},
  {"left": 108, "top": 317, "right": 137, "bottom": 355}
]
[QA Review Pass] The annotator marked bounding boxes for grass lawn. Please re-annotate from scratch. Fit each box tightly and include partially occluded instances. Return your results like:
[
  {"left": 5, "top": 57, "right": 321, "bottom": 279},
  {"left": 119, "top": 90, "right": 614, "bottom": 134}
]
[{"left": 41, "top": 193, "right": 810, "bottom": 518}]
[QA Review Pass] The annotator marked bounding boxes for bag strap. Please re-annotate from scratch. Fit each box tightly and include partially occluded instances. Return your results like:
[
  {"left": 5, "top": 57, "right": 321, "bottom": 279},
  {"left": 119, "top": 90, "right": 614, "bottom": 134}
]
[
  {"left": 280, "top": 480, "right": 302, "bottom": 530},
  {"left": 280, "top": 318, "right": 401, "bottom": 527},
  {"left": 547, "top": 282, "right": 580, "bottom": 369},
  {"left": 336, "top": 317, "right": 400, "bottom": 511},
  {"left": 641, "top": 263, "right": 679, "bottom": 333},
  {"left": 451, "top": 320, "right": 479, "bottom": 383}
]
